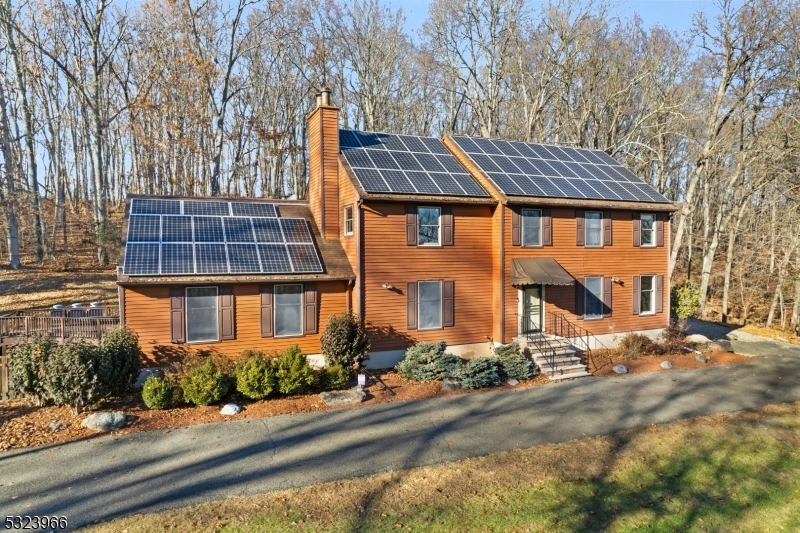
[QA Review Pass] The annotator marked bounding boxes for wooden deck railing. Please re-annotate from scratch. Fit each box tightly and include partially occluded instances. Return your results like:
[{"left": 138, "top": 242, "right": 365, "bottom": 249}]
[{"left": 0, "top": 307, "right": 120, "bottom": 343}]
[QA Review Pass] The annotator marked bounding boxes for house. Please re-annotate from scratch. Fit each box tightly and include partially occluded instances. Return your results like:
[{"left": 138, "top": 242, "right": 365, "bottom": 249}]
[{"left": 118, "top": 87, "right": 675, "bottom": 375}]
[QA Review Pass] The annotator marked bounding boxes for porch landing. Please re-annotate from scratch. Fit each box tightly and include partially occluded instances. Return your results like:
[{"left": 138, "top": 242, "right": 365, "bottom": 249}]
[{"left": 513, "top": 334, "right": 592, "bottom": 381}]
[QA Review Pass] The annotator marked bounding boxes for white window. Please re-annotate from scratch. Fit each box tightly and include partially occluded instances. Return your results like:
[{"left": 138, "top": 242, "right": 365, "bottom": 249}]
[
  {"left": 522, "top": 209, "right": 542, "bottom": 247},
  {"left": 418, "top": 207, "right": 441, "bottom": 246},
  {"left": 418, "top": 280, "right": 442, "bottom": 329},
  {"left": 186, "top": 287, "right": 218, "bottom": 342},
  {"left": 275, "top": 284, "right": 303, "bottom": 336},
  {"left": 344, "top": 205, "right": 354, "bottom": 236},
  {"left": 584, "top": 276, "right": 603, "bottom": 320},
  {"left": 640, "top": 214, "right": 655, "bottom": 247},
  {"left": 585, "top": 211, "right": 602, "bottom": 247},
  {"left": 640, "top": 275, "right": 655, "bottom": 315}
]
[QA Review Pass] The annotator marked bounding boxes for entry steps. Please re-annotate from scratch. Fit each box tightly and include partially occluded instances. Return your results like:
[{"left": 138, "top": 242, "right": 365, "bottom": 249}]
[{"left": 512, "top": 333, "right": 592, "bottom": 381}]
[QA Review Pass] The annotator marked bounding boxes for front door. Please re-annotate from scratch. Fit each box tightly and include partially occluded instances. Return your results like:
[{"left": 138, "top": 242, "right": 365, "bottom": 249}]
[{"left": 522, "top": 285, "right": 542, "bottom": 334}]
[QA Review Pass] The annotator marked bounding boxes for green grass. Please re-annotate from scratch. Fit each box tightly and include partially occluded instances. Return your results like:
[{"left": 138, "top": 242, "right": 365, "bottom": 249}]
[{"left": 86, "top": 403, "right": 800, "bottom": 532}]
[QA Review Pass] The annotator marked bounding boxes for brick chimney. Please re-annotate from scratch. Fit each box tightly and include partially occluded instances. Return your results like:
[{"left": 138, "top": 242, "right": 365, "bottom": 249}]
[{"left": 307, "top": 85, "right": 340, "bottom": 239}]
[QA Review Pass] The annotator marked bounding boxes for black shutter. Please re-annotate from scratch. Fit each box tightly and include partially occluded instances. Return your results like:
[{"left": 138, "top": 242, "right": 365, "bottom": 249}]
[
  {"left": 656, "top": 214, "right": 664, "bottom": 247},
  {"left": 405, "top": 205, "right": 417, "bottom": 246},
  {"left": 576, "top": 210, "right": 585, "bottom": 246},
  {"left": 603, "top": 213, "right": 612, "bottom": 246},
  {"left": 656, "top": 275, "right": 664, "bottom": 313},
  {"left": 442, "top": 206, "right": 454, "bottom": 246},
  {"left": 304, "top": 284, "right": 318, "bottom": 334},
  {"left": 443, "top": 280, "right": 454, "bottom": 327},
  {"left": 632, "top": 213, "right": 641, "bottom": 247},
  {"left": 260, "top": 285, "right": 273, "bottom": 337},
  {"left": 511, "top": 208, "right": 520, "bottom": 246},
  {"left": 603, "top": 277, "right": 612, "bottom": 317},
  {"left": 543, "top": 209, "right": 552, "bottom": 246},
  {"left": 632, "top": 276, "right": 641, "bottom": 315},
  {"left": 575, "top": 278, "right": 584, "bottom": 320},
  {"left": 407, "top": 282, "right": 418, "bottom": 330},
  {"left": 218, "top": 286, "right": 235, "bottom": 340},
  {"left": 170, "top": 288, "right": 185, "bottom": 343}
]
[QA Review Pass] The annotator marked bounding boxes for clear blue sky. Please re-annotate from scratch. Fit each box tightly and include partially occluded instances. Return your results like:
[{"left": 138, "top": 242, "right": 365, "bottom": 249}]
[{"left": 385, "top": 0, "right": 714, "bottom": 38}]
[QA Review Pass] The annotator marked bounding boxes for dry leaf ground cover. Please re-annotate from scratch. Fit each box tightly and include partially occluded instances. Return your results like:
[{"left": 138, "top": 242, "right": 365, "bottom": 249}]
[{"left": 85, "top": 402, "right": 800, "bottom": 533}]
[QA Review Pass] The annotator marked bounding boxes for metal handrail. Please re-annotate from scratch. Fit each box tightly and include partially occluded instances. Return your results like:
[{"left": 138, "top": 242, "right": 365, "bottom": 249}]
[{"left": 516, "top": 313, "right": 564, "bottom": 375}]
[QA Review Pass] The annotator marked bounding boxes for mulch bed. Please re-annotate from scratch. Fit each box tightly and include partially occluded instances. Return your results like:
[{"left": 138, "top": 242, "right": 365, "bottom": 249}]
[{"left": 588, "top": 348, "right": 751, "bottom": 377}]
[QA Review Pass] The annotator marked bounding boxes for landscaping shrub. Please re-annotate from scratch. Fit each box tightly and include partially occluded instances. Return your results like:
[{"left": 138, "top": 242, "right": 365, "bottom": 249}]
[
  {"left": 319, "top": 364, "right": 350, "bottom": 391},
  {"left": 142, "top": 376, "right": 175, "bottom": 409},
  {"left": 671, "top": 279, "right": 701, "bottom": 320},
  {"left": 494, "top": 342, "right": 537, "bottom": 381},
  {"left": 319, "top": 312, "right": 370, "bottom": 371},
  {"left": 395, "top": 341, "right": 461, "bottom": 382},
  {"left": 235, "top": 354, "right": 277, "bottom": 400},
  {"left": 96, "top": 326, "right": 144, "bottom": 397},
  {"left": 180, "top": 358, "right": 230, "bottom": 406},
  {"left": 616, "top": 333, "right": 657, "bottom": 360},
  {"left": 657, "top": 325, "right": 687, "bottom": 355},
  {"left": 7, "top": 335, "right": 56, "bottom": 406},
  {"left": 275, "top": 345, "right": 314, "bottom": 396},
  {"left": 42, "top": 340, "right": 103, "bottom": 414},
  {"left": 454, "top": 357, "right": 502, "bottom": 389}
]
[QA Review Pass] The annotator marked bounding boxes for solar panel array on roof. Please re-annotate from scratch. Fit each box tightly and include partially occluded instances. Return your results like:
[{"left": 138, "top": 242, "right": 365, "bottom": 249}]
[
  {"left": 123, "top": 198, "right": 323, "bottom": 276},
  {"left": 340, "top": 130, "right": 490, "bottom": 197},
  {"left": 451, "top": 136, "right": 670, "bottom": 203}
]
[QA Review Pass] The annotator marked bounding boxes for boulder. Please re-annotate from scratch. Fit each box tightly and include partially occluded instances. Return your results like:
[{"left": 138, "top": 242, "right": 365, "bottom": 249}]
[
  {"left": 709, "top": 340, "right": 734, "bottom": 353},
  {"left": 686, "top": 334, "right": 711, "bottom": 344},
  {"left": 319, "top": 388, "right": 366, "bottom": 406},
  {"left": 612, "top": 364, "right": 628, "bottom": 374},
  {"left": 81, "top": 412, "right": 126, "bottom": 432},
  {"left": 660, "top": 361, "right": 673, "bottom": 369},
  {"left": 220, "top": 403, "right": 241, "bottom": 416},
  {"left": 695, "top": 354, "right": 709, "bottom": 363},
  {"left": 134, "top": 368, "right": 162, "bottom": 389},
  {"left": 49, "top": 422, "right": 67, "bottom": 430},
  {"left": 442, "top": 378, "right": 461, "bottom": 391},
  {"left": 506, "top": 378, "right": 520, "bottom": 386}
]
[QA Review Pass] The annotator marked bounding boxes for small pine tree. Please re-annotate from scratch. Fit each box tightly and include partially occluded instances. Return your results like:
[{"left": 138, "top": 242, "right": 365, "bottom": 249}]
[
  {"left": 275, "top": 345, "right": 314, "bottom": 395},
  {"left": 319, "top": 312, "right": 371, "bottom": 371}
]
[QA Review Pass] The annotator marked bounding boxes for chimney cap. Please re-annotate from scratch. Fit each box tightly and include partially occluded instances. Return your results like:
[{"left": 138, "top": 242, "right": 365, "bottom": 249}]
[{"left": 319, "top": 85, "right": 332, "bottom": 106}]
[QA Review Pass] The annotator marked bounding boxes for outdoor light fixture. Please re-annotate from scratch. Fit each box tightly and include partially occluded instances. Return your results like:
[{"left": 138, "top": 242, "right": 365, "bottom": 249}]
[
  {"left": 611, "top": 277, "right": 623, "bottom": 284},
  {"left": 381, "top": 283, "right": 394, "bottom": 290}
]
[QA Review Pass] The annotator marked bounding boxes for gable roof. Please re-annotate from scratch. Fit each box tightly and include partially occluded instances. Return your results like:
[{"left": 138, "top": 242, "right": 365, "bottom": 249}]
[{"left": 117, "top": 195, "right": 354, "bottom": 285}]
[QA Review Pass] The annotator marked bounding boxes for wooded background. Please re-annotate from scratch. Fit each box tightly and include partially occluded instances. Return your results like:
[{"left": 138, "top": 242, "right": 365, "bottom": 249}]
[{"left": 0, "top": 0, "right": 798, "bottom": 329}]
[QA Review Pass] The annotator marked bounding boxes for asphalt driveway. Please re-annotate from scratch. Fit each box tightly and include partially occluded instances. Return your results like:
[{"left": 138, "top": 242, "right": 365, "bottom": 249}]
[{"left": 3, "top": 341, "right": 800, "bottom": 529}]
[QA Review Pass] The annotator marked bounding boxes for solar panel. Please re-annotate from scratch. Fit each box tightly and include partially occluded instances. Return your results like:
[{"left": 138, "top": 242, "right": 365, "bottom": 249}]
[
  {"left": 124, "top": 243, "right": 160, "bottom": 275},
  {"left": 339, "top": 130, "right": 362, "bottom": 148},
  {"left": 280, "top": 218, "right": 313, "bottom": 243},
  {"left": 127, "top": 215, "right": 160, "bottom": 242},
  {"left": 162, "top": 216, "right": 193, "bottom": 242},
  {"left": 230, "top": 202, "right": 277, "bottom": 218},
  {"left": 451, "top": 136, "right": 671, "bottom": 203},
  {"left": 123, "top": 198, "right": 327, "bottom": 276},
  {"left": 341, "top": 130, "right": 490, "bottom": 197},
  {"left": 131, "top": 198, "right": 181, "bottom": 215},
  {"left": 288, "top": 244, "right": 323, "bottom": 272}
]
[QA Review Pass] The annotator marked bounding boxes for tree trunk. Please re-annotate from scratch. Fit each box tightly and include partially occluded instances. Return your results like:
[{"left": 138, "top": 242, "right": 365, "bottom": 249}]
[{"left": 0, "top": 79, "right": 20, "bottom": 268}]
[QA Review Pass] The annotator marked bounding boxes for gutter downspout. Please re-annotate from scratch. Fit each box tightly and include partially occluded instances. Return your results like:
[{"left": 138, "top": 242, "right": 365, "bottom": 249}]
[
  {"left": 356, "top": 199, "right": 364, "bottom": 324},
  {"left": 500, "top": 202, "right": 505, "bottom": 343}
]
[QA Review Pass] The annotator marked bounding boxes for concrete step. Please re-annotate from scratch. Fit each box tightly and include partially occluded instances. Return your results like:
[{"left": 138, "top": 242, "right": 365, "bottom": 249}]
[
  {"left": 529, "top": 349, "right": 578, "bottom": 359},
  {"left": 547, "top": 371, "right": 593, "bottom": 381},
  {"left": 532, "top": 355, "right": 583, "bottom": 366},
  {"left": 539, "top": 363, "right": 588, "bottom": 374}
]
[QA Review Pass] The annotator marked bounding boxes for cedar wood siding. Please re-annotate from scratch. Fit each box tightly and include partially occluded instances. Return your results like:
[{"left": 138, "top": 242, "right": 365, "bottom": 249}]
[
  {"left": 338, "top": 164, "right": 358, "bottom": 274},
  {"left": 307, "top": 105, "right": 340, "bottom": 239},
  {"left": 124, "top": 281, "right": 346, "bottom": 363},
  {"left": 502, "top": 205, "right": 670, "bottom": 343},
  {"left": 361, "top": 201, "right": 494, "bottom": 351}
]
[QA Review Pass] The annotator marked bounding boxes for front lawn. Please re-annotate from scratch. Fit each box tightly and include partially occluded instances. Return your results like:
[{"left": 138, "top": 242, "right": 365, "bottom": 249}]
[{"left": 86, "top": 402, "right": 800, "bottom": 532}]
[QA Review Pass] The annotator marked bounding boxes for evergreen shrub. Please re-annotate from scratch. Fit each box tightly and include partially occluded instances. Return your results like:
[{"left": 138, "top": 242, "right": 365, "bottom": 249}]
[
  {"left": 320, "top": 312, "right": 370, "bottom": 371},
  {"left": 319, "top": 364, "right": 350, "bottom": 391},
  {"left": 454, "top": 357, "right": 502, "bottom": 389},
  {"left": 235, "top": 354, "right": 277, "bottom": 400},
  {"left": 142, "top": 376, "right": 175, "bottom": 409},
  {"left": 494, "top": 342, "right": 537, "bottom": 380},
  {"left": 395, "top": 341, "right": 461, "bottom": 381},
  {"left": 180, "top": 358, "right": 229, "bottom": 406},
  {"left": 275, "top": 345, "right": 314, "bottom": 395}
]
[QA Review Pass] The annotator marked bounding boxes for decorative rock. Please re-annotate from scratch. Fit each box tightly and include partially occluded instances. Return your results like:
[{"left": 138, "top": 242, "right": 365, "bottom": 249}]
[
  {"left": 612, "top": 364, "right": 628, "bottom": 374},
  {"left": 506, "top": 378, "right": 520, "bottom": 386},
  {"left": 695, "top": 354, "right": 709, "bottom": 363},
  {"left": 442, "top": 378, "right": 461, "bottom": 391},
  {"left": 49, "top": 422, "right": 67, "bottom": 430},
  {"left": 319, "top": 388, "right": 366, "bottom": 406},
  {"left": 660, "top": 361, "right": 673, "bottom": 369},
  {"left": 81, "top": 412, "right": 126, "bottom": 432},
  {"left": 220, "top": 403, "right": 241, "bottom": 416},
  {"left": 709, "top": 340, "right": 734, "bottom": 353},
  {"left": 686, "top": 334, "right": 711, "bottom": 344},
  {"left": 134, "top": 368, "right": 161, "bottom": 389}
]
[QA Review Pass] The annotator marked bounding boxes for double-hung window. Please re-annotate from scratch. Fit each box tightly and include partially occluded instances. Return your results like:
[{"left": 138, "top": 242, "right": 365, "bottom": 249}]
[
  {"left": 639, "top": 275, "right": 655, "bottom": 315},
  {"left": 344, "top": 205, "right": 354, "bottom": 236},
  {"left": 585, "top": 212, "right": 603, "bottom": 247},
  {"left": 522, "top": 209, "right": 542, "bottom": 247},
  {"left": 418, "top": 281, "right": 443, "bottom": 329},
  {"left": 275, "top": 284, "right": 303, "bottom": 336},
  {"left": 640, "top": 214, "right": 655, "bottom": 247},
  {"left": 584, "top": 277, "right": 604, "bottom": 320},
  {"left": 418, "top": 207, "right": 441, "bottom": 246},
  {"left": 186, "top": 287, "right": 218, "bottom": 342}
]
